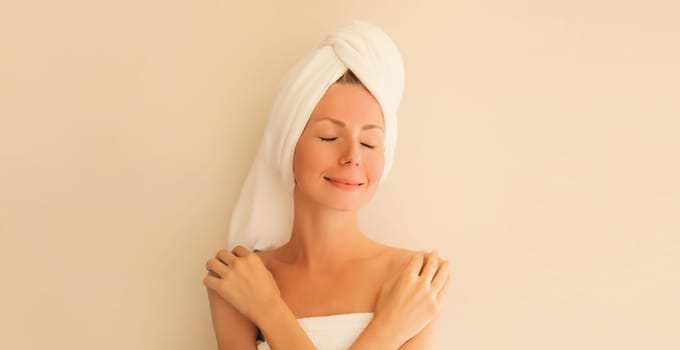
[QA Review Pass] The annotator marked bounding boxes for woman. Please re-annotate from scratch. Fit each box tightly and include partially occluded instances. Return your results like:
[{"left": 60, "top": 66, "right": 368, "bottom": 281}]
[{"left": 203, "top": 21, "right": 451, "bottom": 349}]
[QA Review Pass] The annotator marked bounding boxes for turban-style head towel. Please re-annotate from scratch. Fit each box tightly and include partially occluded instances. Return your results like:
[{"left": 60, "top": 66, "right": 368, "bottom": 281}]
[{"left": 227, "top": 20, "right": 405, "bottom": 251}]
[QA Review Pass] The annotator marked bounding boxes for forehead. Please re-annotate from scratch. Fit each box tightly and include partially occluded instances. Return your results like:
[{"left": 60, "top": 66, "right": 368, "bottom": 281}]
[{"left": 308, "top": 83, "right": 384, "bottom": 127}]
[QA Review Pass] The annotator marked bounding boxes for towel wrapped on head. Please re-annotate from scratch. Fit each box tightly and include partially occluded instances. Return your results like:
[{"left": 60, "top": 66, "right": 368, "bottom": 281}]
[{"left": 227, "top": 21, "right": 405, "bottom": 251}]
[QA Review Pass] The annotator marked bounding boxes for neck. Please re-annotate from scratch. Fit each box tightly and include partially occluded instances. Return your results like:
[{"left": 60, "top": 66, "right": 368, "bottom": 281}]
[{"left": 276, "top": 188, "right": 381, "bottom": 272}]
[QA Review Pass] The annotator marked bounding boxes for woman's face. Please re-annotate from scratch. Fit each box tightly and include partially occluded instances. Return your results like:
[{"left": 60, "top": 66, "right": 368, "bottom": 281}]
[{"left": 293, "top": 83, "right": 386, "bottom": 211}]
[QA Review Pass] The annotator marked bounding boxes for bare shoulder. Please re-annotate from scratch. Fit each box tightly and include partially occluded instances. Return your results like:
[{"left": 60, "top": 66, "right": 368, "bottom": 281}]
[{"left": 376, "top": 246, "right": 420, "bottom": 273}]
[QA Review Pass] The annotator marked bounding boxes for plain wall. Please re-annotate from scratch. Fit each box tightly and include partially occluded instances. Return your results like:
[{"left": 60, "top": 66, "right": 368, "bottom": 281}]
[{"left": 1, "top": 0, "right": 678, "bottom": 349}]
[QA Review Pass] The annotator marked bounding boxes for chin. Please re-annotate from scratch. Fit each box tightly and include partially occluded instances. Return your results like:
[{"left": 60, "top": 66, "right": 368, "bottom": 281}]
[
  {"left": 328, "top": 202, "right": 362, "bottom": 211},
  {"left": 317, "top": 194, "right": 372, "bottom": 212}
]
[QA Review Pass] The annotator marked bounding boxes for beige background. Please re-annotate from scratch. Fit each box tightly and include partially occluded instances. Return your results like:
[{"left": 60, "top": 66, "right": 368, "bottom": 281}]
[{"left": 2, "top": 0, "right": 678, "bottom": 349}]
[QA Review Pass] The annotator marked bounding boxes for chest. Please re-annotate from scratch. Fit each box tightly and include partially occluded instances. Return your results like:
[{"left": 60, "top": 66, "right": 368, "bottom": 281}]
[{"left": 268, "top": 261, "right": 391, "bottom": 318}]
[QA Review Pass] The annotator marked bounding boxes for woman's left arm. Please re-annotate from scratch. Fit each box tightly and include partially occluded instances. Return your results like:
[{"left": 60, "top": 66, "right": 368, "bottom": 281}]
[{"left": 396, "top": 251, "right": 450, "bottom": 350}]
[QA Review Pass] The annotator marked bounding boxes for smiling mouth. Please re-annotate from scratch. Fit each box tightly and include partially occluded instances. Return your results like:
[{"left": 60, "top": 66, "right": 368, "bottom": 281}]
[{"left": 324, "top": 177, "right": 364, "bottom": 186}]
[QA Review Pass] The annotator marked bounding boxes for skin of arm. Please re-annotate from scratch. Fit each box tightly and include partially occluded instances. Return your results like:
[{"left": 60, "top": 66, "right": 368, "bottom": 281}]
[
  {"left": 348, "top": 316, "right": 405, "bottom": 350},
  {"left": 253, "top": 298, "right": 318, "bottom": 349},
  {"left": 397, "top": 314, "right": 439, "bottom": 349},
  {"left": 349, "top": 312, "right": 439, "bottom": 350},
  {"left": 205, "top": 249, "right": 320, "bottom": 349},
  {"left": 206, "top": 287, "right": 257, "bottom": 350}
]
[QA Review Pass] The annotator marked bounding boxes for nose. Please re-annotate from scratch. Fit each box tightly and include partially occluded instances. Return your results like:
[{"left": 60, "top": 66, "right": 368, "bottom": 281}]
[{"left": 340, "top": 141, "right": 360, "bottom": 166}]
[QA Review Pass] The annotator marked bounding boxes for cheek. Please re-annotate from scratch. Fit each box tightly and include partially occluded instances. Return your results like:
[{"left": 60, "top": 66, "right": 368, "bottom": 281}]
[
  {"left": 293, "top": 140, "right": 324, "bottom": 178},
  {"left": 365, "top": 151, "right": 385, "bottom": 181}
]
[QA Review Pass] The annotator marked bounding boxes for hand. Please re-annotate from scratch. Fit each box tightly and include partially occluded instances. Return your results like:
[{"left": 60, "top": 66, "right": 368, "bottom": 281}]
[
  {"left": 203, "top": 245, "right": 281, "bottom": 324},
  {"left": 372, "top": 251, "right": 451, "bottom": 346}
]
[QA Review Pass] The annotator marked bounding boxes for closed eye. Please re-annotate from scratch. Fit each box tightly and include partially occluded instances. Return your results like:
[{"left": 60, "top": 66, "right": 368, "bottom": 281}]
[{"left": 320, "top": 137, "right": 375, "bottom": 149}]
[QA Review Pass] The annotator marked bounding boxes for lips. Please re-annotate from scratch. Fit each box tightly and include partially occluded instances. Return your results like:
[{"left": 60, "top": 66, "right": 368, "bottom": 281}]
[{"left": 324, "top": 177, "right": 364, "bottom": 186}]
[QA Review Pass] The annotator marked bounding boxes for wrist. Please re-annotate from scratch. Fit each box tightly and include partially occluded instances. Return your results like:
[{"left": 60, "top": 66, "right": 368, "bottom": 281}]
[
  {"left": 253, "top": 296, "right": 289, "bottom": 330},
  {"left": 352, "top": 316, "right": 403, "bottom": 350}
]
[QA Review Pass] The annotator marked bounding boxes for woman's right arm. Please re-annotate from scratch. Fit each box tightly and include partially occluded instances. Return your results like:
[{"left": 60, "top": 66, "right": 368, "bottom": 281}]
[
  {"left": 206, "top": 284, "right": 258, "bottom": 350},
  {"left": 204, "top": 248, "right": 318, "bottom": 350}
]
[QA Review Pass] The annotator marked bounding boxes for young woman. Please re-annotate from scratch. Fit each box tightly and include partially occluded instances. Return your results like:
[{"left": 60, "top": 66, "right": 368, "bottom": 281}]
[{"left": 203, "top": 22, "right": 451, "bottom": 350}]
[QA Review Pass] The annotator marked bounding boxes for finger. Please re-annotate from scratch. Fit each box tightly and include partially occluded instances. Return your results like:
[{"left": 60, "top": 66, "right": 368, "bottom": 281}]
[
  {"left": 431, "top": 260, "right": 450, "bottom": 294},
  {"left": 232, "top": 245, "right": 251, "bottom": 258},
  {"left": 202, "top": 273, "right": 221, "bottom": 291},
  {"left": 420, "top": 250, "right": 439, "bottom": 281},
  {"left": 216, "top": 249, "right": 237, "bottom": 267},
  {"left": 407, "top": 252, "right": 425, "bottom": 276},
  {"left": 206, "top": 258, "right": 229, "bottom": 278}
]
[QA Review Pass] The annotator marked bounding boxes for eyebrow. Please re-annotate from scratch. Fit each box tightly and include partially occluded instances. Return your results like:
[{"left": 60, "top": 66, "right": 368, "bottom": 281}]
[{"left": 313, "top": 117, "right": 384, "bottom": 131}]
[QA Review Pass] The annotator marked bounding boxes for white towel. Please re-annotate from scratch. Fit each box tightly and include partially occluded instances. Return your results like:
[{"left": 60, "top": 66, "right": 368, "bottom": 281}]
[
  {"left": 227, "top": 21, "right": 405, "bottom": 251},
  {"left": 256, "top": 312, "right": 375, "bottom": 350}
]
